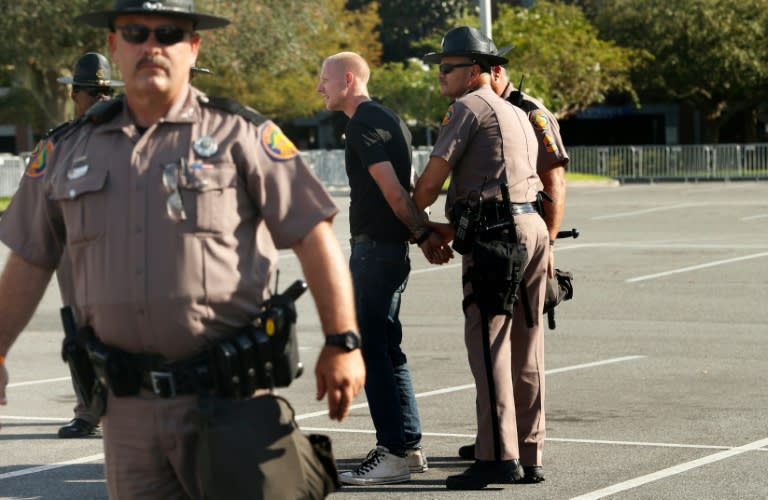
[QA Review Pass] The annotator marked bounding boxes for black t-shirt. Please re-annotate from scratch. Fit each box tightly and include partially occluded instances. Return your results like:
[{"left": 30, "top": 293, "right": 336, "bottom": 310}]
[{"left": 345, "top": 100, "right": 413, "bottom": 241}]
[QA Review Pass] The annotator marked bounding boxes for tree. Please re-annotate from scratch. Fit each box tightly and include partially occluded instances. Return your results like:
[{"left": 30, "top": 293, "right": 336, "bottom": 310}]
[
  {"left": 0, "top": 0, "right": 381, "bottom": 133},
  {"left": 346, "top": 0, "right": 477, "bottom": 62},
  {"left": 195, "top": 0, "right": 381, "bottom": 119},
  {"left": 593, "top": 0, "right": 768, "bottom": 143},
  {"left": 488, "top": 1, "right": 642, "bottom": 120},
  {"left": 370, "top": 59, "right": 450, "bottom": 145},
  {"left": 0, "top": 0, "right": 110, "bottom": 131}
]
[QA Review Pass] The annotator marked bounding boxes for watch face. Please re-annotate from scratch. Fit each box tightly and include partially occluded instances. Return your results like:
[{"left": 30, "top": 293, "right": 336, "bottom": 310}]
[
  {"left": 326, "top": 332, "right": 360, "bottom": 351},
  {"left": 344, "top": 333, "right": 358, "bottom": 350}
]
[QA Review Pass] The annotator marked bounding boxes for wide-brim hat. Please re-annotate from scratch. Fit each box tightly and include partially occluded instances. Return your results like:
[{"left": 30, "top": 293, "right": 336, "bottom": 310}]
[
  {"left": 75, "top": 0, "right": 230, "bottom": 30},
  {"left": 423, "top": 26, "right": 508, "bottom": 66},
  {"left": 57, "top": 52, "right": 124, "bottom": 87}
]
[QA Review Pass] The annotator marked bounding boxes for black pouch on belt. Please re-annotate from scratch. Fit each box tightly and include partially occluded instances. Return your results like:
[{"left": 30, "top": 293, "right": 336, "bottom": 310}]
[
  {"left": 468, "top": 237, "right": 528, "bottom": 316},
  {"left": 195, "top": 394, "right": 339, "bottom": 500}
]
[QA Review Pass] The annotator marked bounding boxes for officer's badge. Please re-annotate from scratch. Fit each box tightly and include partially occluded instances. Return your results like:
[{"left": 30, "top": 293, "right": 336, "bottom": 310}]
[
  {"left": 193, "top": 135, "right": 219, "bottom": 158},
  {"left": 25, "top": 140, "right": 53, "bottom": 178},
  {"left": 261, "top": 122, "right": 299, "bottom": 161},
  {"left": 67, "top": 164, "right": 89, "bottom": 180},
  {"left": 442, "top": 105, "right": 455, "bottom": 125}
]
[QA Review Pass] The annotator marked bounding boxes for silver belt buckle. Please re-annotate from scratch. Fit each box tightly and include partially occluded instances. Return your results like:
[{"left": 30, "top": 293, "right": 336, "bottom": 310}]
[{"left": 150, "top": 371, "right": 176, "bottom": 398}]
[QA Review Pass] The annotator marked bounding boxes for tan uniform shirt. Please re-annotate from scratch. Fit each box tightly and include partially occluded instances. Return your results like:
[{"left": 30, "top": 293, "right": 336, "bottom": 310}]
[
  {"left": 0, "top": 86, "right": 337, "bottom": 361},
  {"left": 430, "top": 84, "right": 542, "bottom": 217},
  {"left": 501, "top": 85, "right": 569, "bottom": 173}
]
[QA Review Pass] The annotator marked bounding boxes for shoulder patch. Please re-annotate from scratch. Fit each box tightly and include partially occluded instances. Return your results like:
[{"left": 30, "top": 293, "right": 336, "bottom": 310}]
[
  {"left": 260, "top": 122, "right": 299, "bottom": 160},
  {"left": 442, "top": 104, "right": 456, "bottom": 125},
  {"left": 25, "top": 139, "right": 53, "bottom": 178},
  {"left": 530, "top": 110, "right": 550, "bottom": 131}
]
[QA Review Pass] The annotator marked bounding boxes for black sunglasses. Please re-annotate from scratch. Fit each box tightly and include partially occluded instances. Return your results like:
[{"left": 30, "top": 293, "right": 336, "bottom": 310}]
[
  {"left": 73, "top": 85, "right": 111, "bottom": 97},
  {"left": 116, "top": 24, "right": 191, "bottom": 46},
  {"left": 439, "top": 62, "right": 476, "bottom": 74}
]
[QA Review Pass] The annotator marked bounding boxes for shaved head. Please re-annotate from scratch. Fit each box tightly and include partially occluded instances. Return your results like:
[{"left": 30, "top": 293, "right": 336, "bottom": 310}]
[
  {"left": 324, "top": 51, "right": 370, "bottom": 88},
  {"left": 317, "top": 51, "right": 372, "bottom": 117}
]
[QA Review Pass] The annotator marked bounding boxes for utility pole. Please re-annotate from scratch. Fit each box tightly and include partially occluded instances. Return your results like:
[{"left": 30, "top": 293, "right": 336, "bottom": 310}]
[{"left": 479, "top": 0, "right": 492, "bottom": 38}]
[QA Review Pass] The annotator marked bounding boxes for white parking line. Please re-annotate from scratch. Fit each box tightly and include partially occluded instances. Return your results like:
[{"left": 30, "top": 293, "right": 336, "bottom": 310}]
[
  {"left": 296, "top": 355, "right": 645, "bottom": 421},
  {"left": 570, "top": 437, "right": 768, "bottom": 500},
  {"left": 592, "top": 203, "right": 703, "bottom": 220},
  {"left": 0, "top": 355, "right": 645, "bottom": 482},
  {"left": 299, "top": 428, "right": 746, "bottom": 453},
  {"left": 7, "top": 376, "right": 71, "bottom": 388},
  {"left": 626, "top": 251, "right": 768, "bottom": 283},
  {"left": 0, "top": 454, "right": 104, "bottom": 481}
]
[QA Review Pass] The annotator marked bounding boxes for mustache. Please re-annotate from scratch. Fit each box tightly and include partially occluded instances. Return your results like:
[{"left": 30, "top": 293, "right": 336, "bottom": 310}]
[{"left": 135, "top": 56, "right": 171, "bottom": 72}]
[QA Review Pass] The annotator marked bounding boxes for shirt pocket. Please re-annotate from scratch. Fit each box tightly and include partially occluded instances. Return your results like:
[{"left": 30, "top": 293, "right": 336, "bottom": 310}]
[
  {"left": 49, "top": 168, "right": 109, "bottom": 244},
  {"left": 179, "top": 162, "right": 239, "bottom": 234}
]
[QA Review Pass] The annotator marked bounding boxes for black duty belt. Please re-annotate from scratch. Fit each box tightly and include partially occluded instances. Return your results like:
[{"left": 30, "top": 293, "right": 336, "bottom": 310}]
[
  {"left": 480, "top": 201, "right": 537, "bottom": 226},
  {"left": 132, "top": 353, "right": 211, "bottom": 398}
]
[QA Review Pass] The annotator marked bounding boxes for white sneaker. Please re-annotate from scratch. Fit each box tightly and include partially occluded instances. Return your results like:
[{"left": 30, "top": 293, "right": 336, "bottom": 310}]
[
  {"left": 338, "top": 446, "right": 411, "bottom": 485},
  {"left": 406, "top": 447, "right": 429, "bottom": 473}
]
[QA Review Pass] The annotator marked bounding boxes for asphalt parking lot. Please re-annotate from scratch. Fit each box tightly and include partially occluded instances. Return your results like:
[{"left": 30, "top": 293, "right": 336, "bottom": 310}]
[{"left": 1, "top": 181, "right": 767, "bottom": 499}]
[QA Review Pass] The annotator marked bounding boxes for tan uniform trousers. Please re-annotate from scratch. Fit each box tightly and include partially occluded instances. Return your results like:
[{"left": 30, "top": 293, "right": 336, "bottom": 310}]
[
  {"left": 462, "top": 212, "right": 549, "bottom": 466},
  {"left": 103, "top": 391, "right": 203, "bottom": 499}
]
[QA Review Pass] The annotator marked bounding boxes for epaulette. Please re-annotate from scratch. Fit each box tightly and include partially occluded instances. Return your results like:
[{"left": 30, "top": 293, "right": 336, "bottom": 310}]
[
  {"left": 83, "top": 94, "right": 125, "bottom": 125},
  {"left": 199, "top": 95, "right": 266, "bottom": 126},
  {"left": 506, "top": 92, "right": 538, "bottom": 114},
  {"left": 45, "top": 119, "right": 75, "bottom": 141}
]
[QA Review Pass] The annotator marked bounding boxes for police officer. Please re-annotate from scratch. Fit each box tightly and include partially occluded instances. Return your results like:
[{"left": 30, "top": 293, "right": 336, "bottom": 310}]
[
  {"left": 53, "top": 51, "right": 124, "bottom": 439},
  {"left": 455, "top": 44, "right": 571, "bottom": 471},
  {"left": 0, "top": 1, "right": 365, "bottom": 498},
  {"left": 413, "top": 26, "right": 549, "bottom": 490}
]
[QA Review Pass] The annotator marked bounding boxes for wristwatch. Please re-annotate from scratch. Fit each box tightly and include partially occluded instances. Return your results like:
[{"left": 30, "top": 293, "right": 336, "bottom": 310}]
[{"left": 324, "top": 331, "right": 361, "bottom": 351}]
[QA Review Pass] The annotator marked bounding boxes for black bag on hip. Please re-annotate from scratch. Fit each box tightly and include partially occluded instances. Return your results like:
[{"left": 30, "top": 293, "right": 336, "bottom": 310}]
[
  {"left": 468, "top": 238, "right": 528, "bottom": 316},
  {"left": 195, "top": 394, "right": 340, "bottom": 500}
]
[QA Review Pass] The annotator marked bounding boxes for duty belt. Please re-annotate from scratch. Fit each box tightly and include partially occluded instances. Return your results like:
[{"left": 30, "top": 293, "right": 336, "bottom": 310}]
[
  {"left": 480, "top": 201, "right": 537, "bottom": 226},
  {"left": 138, "top": 356, "right": 211, "bottom": 398}
]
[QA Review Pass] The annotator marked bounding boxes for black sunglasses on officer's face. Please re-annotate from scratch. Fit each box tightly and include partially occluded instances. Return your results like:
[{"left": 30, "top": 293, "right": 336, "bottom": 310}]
[
  {"left": 116, "top": 24, "right": 191, "bottom": 46},
  {"left": 73, "top": 85, "right": 108, "bottom": 97},
  {"left": 439, "top": 62, "right": 476, "bottom": 74}
]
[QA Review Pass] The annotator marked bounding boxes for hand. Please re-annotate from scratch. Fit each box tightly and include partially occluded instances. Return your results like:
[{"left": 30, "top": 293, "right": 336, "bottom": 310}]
[
  {"left": 428, "top": 221, "right": 455, "bottom": 244},
  {"left": 314, "top": 346, "right": 365, "bottom": 421},
  {"left": 419, "top": 232, "right": 454, "bottom": 264}
]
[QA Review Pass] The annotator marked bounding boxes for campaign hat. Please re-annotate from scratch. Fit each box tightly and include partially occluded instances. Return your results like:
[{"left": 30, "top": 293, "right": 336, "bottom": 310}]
[
  {"left": 57, "top": 52, "right": 124, "bottom": 87},
  {"left": 423, "top": 26, "right": 508, "bottom": 66},
  {"left": 75, "top": 0, "right": 230, "bottom": 30}
]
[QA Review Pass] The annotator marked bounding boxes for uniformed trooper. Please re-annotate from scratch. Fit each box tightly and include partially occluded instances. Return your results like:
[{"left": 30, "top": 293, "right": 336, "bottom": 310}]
[
  {"left": 412, "top": 26, "right": 550, "bottom": 490},
  {"left": 0, "top": 1, "right": 365, "bottom": 499},
  {"left": 52, "top": 51, "right": 124, "bottom": 439},
  {"left": 455, "top": 44, "right": 571, "bottom": 469}
]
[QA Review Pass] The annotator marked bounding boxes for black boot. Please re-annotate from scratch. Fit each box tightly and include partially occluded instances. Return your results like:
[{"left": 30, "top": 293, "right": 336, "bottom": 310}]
[
  {"left": 58, "top": 418, "right": 97, "bottom": 438},
  {"left": 446, "top": 460, "right": 524, "bottom": 490}
]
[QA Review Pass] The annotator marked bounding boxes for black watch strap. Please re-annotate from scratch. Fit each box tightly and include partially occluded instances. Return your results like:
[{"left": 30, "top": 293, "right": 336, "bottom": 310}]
[{"left": 324, "top": 331, "right": 361, "bottom": 351}]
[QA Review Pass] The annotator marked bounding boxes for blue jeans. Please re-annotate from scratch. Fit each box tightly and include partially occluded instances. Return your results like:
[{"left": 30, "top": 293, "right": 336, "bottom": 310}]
[{"left": 350, "top": 240, "right": 422, "bottom": 455}]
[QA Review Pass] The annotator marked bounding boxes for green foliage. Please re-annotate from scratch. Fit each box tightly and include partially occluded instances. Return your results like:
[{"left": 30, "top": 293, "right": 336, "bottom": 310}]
[
  {"left": 195, "top": 0, "right": 381, "bottom": 118},
  {"left": 346, "top": 0, "right": 477, "bottom": 61},
  {"left": 593, "top": 0, "right": 768, "bottom": 141},
  {"left": 0, "top": 0, "right": 111, "bottom": 129},
  {"left": 370, "top": 60, "right": 450, "bottom": 130},
  {"left": 489, "top": 1, "right": 642, "bottom": 119}
]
